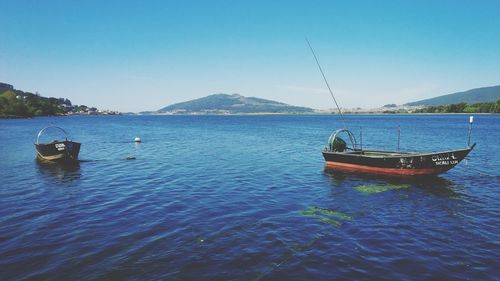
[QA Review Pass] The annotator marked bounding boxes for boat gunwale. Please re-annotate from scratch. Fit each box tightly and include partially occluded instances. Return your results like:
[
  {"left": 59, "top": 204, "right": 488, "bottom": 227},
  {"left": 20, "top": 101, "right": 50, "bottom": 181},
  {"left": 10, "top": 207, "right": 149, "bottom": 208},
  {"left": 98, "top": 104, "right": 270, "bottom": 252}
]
[{"left": 322, "top": 144, "right": 475, "bottom": 159}]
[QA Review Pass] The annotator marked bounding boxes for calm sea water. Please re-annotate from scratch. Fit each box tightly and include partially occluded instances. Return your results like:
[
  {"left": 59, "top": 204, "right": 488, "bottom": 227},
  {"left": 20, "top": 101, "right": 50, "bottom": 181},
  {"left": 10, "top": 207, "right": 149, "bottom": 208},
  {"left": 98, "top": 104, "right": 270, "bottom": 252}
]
[{"left": 0, "top": 115, "right": 499, "bottom": 280}]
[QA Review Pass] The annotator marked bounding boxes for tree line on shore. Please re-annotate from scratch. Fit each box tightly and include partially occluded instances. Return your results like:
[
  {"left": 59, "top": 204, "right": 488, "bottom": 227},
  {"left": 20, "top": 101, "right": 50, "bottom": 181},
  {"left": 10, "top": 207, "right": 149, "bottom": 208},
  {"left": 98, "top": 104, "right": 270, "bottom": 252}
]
[
  {"left": 412, "top": 100, "right": 500, "bottom": 113},
  {"left": 2, "top": 82, "right": 499, "bottom": 117},
  {"left": 1, "top": 83, "right": 117, "bottom": 118},
  {"left": 0, "top": 90, "right": 70, "bottom": 118}
]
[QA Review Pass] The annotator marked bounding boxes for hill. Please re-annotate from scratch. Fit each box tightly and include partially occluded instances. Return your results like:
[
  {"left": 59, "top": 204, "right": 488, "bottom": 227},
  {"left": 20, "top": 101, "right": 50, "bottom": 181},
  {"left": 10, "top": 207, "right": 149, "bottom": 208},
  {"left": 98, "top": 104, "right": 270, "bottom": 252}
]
[
  {"left": 0, "top": 83, "right": 70, "bottom": 118},
  {"left": 158, "top": 93, "right": 314, "bottom": 114},
  {"left": 406, "top": 85, "right": 500, "bottom": 106},
  {"left": 0, "top": 82, "right": 119, "bottom": 118}
]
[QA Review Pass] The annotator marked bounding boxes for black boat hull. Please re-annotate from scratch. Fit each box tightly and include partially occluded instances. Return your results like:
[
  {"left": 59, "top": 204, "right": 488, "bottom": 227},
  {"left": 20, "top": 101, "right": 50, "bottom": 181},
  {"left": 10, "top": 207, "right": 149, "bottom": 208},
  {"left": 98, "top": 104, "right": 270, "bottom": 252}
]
[
  {"left": 323, "top": 145, "right": 475, "bottom": 176},
  {"left": 35, "top": 141, "right": 81, "bottom": 162}
]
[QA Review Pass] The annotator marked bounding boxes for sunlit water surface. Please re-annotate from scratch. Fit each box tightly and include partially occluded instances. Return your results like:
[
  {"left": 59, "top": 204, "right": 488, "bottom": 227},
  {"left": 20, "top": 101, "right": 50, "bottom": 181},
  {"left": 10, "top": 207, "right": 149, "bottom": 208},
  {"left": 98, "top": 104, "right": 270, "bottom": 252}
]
[{"left": 0, "top": 115, "right": 499, "bottom": 280}]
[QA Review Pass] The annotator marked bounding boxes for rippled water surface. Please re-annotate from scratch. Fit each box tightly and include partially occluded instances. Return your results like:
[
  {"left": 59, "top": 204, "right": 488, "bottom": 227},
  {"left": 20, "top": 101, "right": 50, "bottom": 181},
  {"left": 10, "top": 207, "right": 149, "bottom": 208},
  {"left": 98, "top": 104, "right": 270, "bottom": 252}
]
[{"left": 1, "top": 115, "right": 499, "bottom": 280}]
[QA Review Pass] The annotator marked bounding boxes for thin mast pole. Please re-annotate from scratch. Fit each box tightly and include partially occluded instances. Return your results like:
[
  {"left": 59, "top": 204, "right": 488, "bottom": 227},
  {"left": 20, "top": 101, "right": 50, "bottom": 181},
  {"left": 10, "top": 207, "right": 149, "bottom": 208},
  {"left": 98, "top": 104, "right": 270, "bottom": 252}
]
[
  {"left": 360, "top": 127, "right": 363, "bottom": 151},
  {"left": 306, "top": 38, "right": 347, "bottom": 130},
  {"left": 397, "top": 125, "right": 400, "bottom": 151},
  {"left": 468, "top": 116, "right": 473, "bottom": 146}
]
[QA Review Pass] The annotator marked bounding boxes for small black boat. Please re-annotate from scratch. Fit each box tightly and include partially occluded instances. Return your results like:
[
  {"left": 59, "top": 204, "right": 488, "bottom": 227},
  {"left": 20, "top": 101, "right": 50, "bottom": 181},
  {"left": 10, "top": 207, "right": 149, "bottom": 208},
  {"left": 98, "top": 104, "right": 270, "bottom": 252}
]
[
  {"left": 35, "top": 126, "right": 81, "bottom": 162},
  {"left": 322, "top": 129, "right": 475, "bottom": 176}
]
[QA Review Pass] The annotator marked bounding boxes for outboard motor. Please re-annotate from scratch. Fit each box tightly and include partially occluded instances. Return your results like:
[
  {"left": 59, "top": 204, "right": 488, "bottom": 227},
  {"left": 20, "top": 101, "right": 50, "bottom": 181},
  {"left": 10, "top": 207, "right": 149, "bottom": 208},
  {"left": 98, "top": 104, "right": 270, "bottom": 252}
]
[
  {"left": 326, "top": 129, "right": 357, "bottom": 152},
  {"left": 329, "top": 136, "right": 347, "bottom": 152}
]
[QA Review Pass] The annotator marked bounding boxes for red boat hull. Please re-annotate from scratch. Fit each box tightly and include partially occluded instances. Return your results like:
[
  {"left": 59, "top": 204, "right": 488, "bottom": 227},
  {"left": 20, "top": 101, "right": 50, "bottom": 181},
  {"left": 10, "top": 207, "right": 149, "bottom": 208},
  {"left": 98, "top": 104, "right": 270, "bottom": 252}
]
[{"left": 325, "top": 161, "right": 450, "bottom": 176}]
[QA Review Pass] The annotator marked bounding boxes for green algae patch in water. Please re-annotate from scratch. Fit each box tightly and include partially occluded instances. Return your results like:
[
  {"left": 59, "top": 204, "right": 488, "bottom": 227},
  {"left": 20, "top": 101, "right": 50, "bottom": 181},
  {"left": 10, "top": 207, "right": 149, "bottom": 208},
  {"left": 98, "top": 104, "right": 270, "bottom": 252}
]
[
  {"left": 299, "top": 206, "right": 353, "bottom": 227},
  {"left": 299, "top": 207, "right": 319, "bottom": 216},
  {"left": 315, "top": 207, "right": 353, "bottom": 220},
  {"left": 354, "top": 184, "right": 410, "bottom": 194},
  {"left": 320, "top": 217, "right": 342, "bottom": 227}
]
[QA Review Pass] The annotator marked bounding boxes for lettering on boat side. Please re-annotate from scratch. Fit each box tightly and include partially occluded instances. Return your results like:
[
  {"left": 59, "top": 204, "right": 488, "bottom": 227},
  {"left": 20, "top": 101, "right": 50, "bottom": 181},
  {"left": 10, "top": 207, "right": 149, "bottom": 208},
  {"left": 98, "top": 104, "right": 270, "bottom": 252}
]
[
  {"left": 55, "top": 143, "right": 66, "bottom": 151},
  {"left": 432, "top": 153, "right": 458, "bottom": 166}
]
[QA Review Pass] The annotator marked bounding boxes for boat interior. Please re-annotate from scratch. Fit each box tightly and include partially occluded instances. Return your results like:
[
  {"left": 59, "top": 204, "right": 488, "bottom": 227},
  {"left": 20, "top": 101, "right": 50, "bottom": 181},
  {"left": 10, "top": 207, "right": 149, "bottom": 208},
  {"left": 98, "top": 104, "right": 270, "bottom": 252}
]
[{"left": 327, "top": 149, "right": 421, "bottom": 157}]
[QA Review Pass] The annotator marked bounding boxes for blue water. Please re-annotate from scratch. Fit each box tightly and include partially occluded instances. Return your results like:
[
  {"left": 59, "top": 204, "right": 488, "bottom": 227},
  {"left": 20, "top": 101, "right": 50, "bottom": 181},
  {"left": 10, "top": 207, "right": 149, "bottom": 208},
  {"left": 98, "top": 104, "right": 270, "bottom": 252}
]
[{"left": 0, "top": 115, "right": 499, "bottom": 280}]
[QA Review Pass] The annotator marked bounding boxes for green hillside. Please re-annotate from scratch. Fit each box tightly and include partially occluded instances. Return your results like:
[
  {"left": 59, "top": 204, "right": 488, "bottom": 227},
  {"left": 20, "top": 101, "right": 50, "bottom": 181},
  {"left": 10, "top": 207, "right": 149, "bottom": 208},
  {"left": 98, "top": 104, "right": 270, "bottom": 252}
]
[
  {"left": 0, "top": 84, "right": 71, "bottom": 118},
  {"left": 0, "top": 82, "right": 117, "bottom": 118},
  {"left": 406, "top": 85, "right": 500, "bottom": 106},
  {"left": 0, "top": 90, "right": 31, "bottom": 118},
  {"left": 158, "top": 93, "right": 313, "bottom": 114}
]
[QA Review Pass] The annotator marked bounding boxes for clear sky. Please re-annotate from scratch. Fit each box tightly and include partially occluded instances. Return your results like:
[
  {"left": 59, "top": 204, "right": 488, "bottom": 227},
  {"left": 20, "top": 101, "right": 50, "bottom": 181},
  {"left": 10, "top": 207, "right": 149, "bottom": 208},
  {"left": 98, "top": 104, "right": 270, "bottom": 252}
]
[{"left": 1, "top": 0, "right": 499, "bottom": 112}]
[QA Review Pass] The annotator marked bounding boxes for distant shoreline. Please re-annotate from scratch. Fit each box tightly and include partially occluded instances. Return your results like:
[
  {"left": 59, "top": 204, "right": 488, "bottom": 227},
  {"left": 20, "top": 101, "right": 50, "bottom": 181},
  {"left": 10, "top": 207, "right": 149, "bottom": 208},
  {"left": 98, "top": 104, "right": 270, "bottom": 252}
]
[{"left": 3, "top": 112, "right": 498, "bottom": 119}]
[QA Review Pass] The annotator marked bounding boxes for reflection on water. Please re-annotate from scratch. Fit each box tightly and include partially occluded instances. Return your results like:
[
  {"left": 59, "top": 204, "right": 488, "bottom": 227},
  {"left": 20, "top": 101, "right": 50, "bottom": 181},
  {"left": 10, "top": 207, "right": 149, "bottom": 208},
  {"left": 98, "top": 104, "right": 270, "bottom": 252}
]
[
  {"left": 35, "top": 159, "right": 81, "bottom": 183},
  {"left": 0, "top": 115, "right": 497, "bottom": 280},
  {"left": 323, "top": 166, "right": 459, "bottom": 197}
]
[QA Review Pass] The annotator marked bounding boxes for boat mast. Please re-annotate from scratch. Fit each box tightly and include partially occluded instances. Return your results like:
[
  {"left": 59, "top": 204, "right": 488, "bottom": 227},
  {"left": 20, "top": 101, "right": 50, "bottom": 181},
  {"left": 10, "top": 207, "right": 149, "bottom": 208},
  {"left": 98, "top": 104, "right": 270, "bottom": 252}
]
[
  {"left": 468, "top": 115, "right": 474, "bottom": 146},
  {"left": 397, "top": 125, "right": 401, "bottom": 151},
  {"left": 306, "top": 38, "right": 348, "bottom": 130}
]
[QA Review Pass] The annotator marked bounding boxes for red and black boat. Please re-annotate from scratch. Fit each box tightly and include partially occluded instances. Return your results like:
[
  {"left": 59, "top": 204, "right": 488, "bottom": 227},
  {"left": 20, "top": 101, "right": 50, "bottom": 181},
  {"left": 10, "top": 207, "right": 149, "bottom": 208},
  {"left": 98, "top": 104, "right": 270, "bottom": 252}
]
[
  {"left": 322, "top": 129, "right": 475, "bottom": 177},
  {"left": 35, "top": 126, "right": 81, "bottom": 162},
  {"left": 306, "top": 39, "right": 475, "bottom": 177}
]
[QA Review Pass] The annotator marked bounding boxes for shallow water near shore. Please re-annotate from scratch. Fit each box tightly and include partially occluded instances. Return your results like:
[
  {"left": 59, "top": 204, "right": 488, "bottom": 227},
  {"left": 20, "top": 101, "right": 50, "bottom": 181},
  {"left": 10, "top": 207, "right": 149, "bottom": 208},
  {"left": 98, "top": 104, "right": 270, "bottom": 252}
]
[{"left": 1, "top": 114, "right": 499, "bottom": 280}]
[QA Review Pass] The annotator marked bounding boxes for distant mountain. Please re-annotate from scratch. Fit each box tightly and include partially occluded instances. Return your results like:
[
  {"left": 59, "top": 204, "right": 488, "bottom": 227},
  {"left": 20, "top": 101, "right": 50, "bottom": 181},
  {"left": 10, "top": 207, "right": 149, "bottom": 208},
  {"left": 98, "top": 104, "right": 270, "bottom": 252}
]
[
  {"left": 158, "top": 93, "right": 313, "bottom": 114},
  {"left": 406, "top": 85, "right": 500, "bottom": 106}
]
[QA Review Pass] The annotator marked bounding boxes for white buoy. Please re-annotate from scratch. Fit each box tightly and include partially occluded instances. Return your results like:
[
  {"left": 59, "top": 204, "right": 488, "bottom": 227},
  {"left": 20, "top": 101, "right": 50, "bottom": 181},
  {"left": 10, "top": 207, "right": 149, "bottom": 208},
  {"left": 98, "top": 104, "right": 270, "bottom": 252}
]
[{"left": 134, "top": 137, "right": 141, "bottom": 143}]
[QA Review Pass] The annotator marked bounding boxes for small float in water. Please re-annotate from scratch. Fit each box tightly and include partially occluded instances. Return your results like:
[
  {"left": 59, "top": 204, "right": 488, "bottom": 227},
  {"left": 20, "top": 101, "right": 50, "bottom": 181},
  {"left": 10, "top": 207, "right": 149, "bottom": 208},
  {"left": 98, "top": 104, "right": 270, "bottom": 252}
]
[
  {"left": 306, "top": 39, "right": 475, "bottom": 177},
  {"left": 35, "top": 126, "right": 81, "bottom": 162}
]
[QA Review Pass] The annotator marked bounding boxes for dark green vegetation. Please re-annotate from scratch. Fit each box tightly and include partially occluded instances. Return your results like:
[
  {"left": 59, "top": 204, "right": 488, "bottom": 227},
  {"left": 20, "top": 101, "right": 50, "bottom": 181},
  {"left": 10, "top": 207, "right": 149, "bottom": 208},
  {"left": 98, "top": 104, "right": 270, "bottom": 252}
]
[
  {"left": 0, "top": 82, "right": 115, "bottom": 118},
  {"left": 414, "top": 100, "right": 500, "bottom": 113},
  {"left": 300, "top": 206, "right": 353, "bottom": 227},
  {"left": 354, "top": 184, "right": 410, "bottom": 194},
  {"left": 407, "top": 85, "right": 500, "bottom": 106},
  {"left": 0, "top": 83, "right": 67, "bottom": 118},
  {"left": 158, "top": 93, "right": 314, "bottom": 114}
]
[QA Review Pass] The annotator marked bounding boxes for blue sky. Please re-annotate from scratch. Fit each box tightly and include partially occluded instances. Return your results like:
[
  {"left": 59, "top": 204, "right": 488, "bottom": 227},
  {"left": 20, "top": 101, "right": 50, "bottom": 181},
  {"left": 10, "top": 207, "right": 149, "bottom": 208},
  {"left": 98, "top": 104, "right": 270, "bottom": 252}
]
[{"left": 1, "top": 0, "right": 499, "bottom": 112}]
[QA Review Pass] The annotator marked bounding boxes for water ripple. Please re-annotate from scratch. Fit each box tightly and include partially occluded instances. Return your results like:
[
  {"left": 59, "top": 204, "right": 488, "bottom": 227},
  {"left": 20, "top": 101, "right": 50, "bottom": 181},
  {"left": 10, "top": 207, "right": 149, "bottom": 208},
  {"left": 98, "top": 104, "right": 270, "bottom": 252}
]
[{"left": 0, "top": 115, "right": 498, "bottom": 280}]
